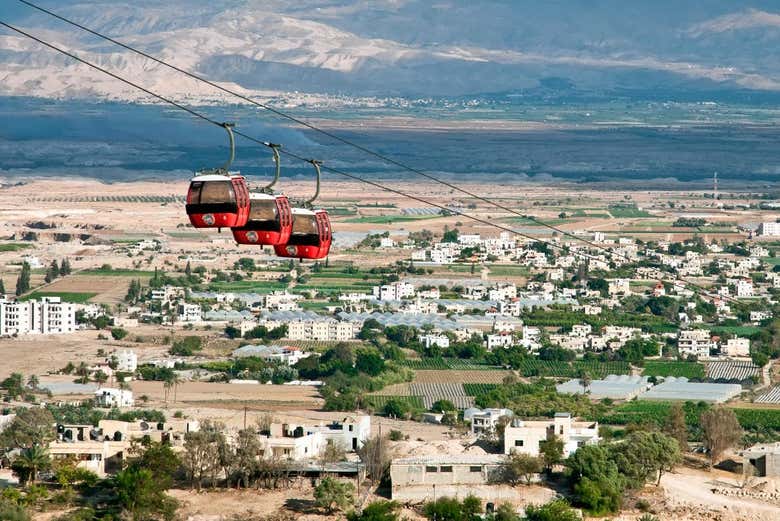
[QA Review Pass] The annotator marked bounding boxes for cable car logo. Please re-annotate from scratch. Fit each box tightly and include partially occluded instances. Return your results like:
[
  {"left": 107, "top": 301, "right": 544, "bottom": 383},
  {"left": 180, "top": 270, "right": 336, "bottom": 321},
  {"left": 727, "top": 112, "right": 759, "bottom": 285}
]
[
  {"left": 202, "top": 214, "right": 215, "bottom": 226},
  {"left": 286, "top": 245, "right": 297, "bottom": 256},
  {"left": 246, "top": 231, "right": 259, "bottom": 243}
]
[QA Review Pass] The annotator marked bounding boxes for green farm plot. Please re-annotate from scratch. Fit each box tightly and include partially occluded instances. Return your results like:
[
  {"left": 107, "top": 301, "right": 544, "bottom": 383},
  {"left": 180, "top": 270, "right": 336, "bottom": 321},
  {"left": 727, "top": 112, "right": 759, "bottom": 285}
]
[
  {"left": 763, "top": 257, "right": 780, "bottom": 266},
  {"left": 642, "top": 361, "right": 706, "bottom": 379},
  {"left": 324, "top": 207, "right": 358, "bottom": 216},
  {"left": 516, "top": 360, "right": 631, "bottom": 379},
  {"left": 364, "top": 395, "right": 424, "bottom": 410},
  {"left": 596, "top": 401, "right": 780, "bottom": 435},
  {"left": 80, "top": 269, "right": 156, "bottom": 277},
  {"left": 400, "top": 359, "right": 499, "bottom": 370},
  {"left": 0, "top": 243, "right": 33, "bottom": 252},
  {"left": 608, "top": 205, "right": 652, "bottom": 218},
  {"left": 21, "top": 291, "right": 97, "bottom": 303},
  {"left": 506, "top": 217, "right": 576, "bottom": 226},
  {"left": 165, "top": 231, "right": 205, "bottom": 239},
  {"left": 463, "top": 383, "right": 499, "bottom": 396},
  {"left": 708, "top": 325, "right": 762, "bottom": 336},
  {"left": 207, "top": 281, "right": 288, "bottom": 293},
  {"left": 344, "top": 215, "right": 441, "bottom": 224}
]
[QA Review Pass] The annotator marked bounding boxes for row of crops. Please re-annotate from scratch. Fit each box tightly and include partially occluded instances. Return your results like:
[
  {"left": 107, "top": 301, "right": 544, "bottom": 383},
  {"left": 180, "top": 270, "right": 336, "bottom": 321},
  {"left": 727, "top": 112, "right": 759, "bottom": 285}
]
[
  {"left": 642, "top": 361, "right": 706, "bottom": 379},
  {"left": 400, "top": 359, "right": 498, "bottom": 370},
  {"left": 595, "top": 400, "right": 780, "bottom": 433},
  {"left": 463, "top": 384, "right": 499, "bottom": 396},
  {"left": 515, "top": 360, "right": 631, "bottom": 379},
  {"left": 33, "top": 195, "right": 185, "bottom": 203},
  {"left": 756, "top": 387, "right": 780, "bottom": 404},
  {"left": 364, "top": 395, "right": 424, "bottom": 410},
  {"left": 706, "top": 361, "right": 761, "bottom": 381}
]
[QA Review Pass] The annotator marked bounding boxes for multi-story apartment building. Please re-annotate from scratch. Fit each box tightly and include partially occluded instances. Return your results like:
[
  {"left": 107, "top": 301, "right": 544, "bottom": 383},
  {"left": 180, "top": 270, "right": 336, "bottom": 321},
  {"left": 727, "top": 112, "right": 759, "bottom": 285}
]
[
  {"left": 0, "top": 297, "right": 77, "bottom": 336},
  {"left": 678, "top": 329, "right": 714, "bottom": 358}
]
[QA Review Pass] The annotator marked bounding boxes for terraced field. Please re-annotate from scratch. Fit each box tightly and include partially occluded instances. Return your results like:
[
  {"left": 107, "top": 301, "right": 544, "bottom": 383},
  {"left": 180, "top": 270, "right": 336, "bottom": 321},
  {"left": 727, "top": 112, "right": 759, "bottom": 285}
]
[
  {"left": 706, "top": 361, "right": 760, "bottom": 382},
  {"left": 755, "top": 387, "right": 780, "bottom": 404},
  {"left": 412, "top": 370, "right": 512, "bottom": 384}
]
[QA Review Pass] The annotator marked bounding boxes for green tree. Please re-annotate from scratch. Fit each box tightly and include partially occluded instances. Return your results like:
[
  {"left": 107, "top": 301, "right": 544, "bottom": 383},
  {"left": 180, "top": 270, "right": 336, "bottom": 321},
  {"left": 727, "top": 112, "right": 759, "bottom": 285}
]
[
  {"left": 11, "top": 445, "right": 51, "bottom": 485},
  {"left": 314, "top": 477, "right": 355, "bottom": 513},
  {"left": 700, "top": 407, "right": 743, "bottom": 471},
  {"left": 1, "top": 373, "right": 25, "bottom": 399},
  {"left": 347, "top": 501, "right": 401, "bottom": 521},
  {"left": 114, "top": 467, "right": 178, "bottom": 521},
  {"left": 566, "top": 444, "right": 624, "bottom": 515},
  {"left": 111, "top": 327, "right": 129, "bottom": 340},
  {"left": 539, "top": 437, "right": 564, "bottom": 471},
  {"left": 664, "top": 402, "right": 688, "bottom": 453},
  {"left": 501, "top": 452, "right": 543, "bottom": 485},
  {"left": 0, "top": 407, "right": 55, "bottom": 448},
  {"left": 15, "top": 262, "right": 31, "bottom": 296},
  {"left": 383, "top": 398, "right": 412, "bottom": 419},
  {"left": 522, "top": 499, "right": 581, "bottom": 521},
  {"left": 430, "top": 399, "right": 456, "bottom": 413},
  {"left": 613, "top": 431, "right": 681, "bottom": 487},
  {"left": 60, "top": 258, "right": 72, "bottom": 275},
  {"left": 356, "top": 349, "right": 385, "bottom": 376}
]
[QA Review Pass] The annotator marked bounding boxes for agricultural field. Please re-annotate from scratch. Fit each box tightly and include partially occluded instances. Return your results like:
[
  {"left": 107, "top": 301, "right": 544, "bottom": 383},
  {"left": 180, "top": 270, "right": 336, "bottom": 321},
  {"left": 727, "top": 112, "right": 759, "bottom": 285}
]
[
  {"left": 0, "top": 242, "right": 33, "bottom": 252},
  {"left": 400, "top": 359, "right": 499, "bottom": 370},
  {"left": 35, "top": 274, "right": 143, "bottom": 304},
  {"left": 463, "top": 383, "right": 499, "bottom": 396},
  {"left": 80, "top": 268, "right": 157, "bottom": 277},
  {"left": 21, "top": 291, "right": 97, "bottom": 303},
  {"left": 755, "top": 386, "right": 780, "bottom": 404},
  {"left": 608, "top": 205, "right": 653, "bottom": 218},
  {"left": 363, "top": 395, "right": 424, "bottom": 411},
  {"left": 708, "top": 325, "right": 763, "bottom": 336},
  {"left": 595, "top": 400, "right": 780, "bottom": 436},
  {"left": 412, "top": 369, "right": 512, "bottom": 384},
  {"left": 642, "top": 361, "right": 706, "bottom": 380},
  {"left": 706, "top": 361, "right": 760, "bottom": 382},
  {"left": 515, "top": 360, "right": 630, "bottom": 379},
  {"left": 344, "top": 215, "right": 440, "bottom": 224},
  {"left": 32, "top": 195, "right": 184, "bottom": 203},
  {"left": 207, "top": 280, "right": 289, "bottom": 293}
]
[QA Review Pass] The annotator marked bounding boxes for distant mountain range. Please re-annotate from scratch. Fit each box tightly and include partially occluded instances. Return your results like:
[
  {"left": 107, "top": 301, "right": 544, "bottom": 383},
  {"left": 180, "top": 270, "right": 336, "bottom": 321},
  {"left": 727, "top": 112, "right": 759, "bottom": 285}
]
[{"left": 3, "top": 1, "right": 780, "bottom": 105}]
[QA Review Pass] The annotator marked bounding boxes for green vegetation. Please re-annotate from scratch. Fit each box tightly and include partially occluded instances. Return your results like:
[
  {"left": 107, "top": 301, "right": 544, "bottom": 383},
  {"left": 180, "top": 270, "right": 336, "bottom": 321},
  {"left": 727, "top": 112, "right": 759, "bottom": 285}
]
[
  {"left": 463, "top": 383, "right": 499, "bottom": 396},
  {"left": 363, "top": 395, "right": 424, "bottom": 412},
  {"left": 608, "top": 204, "right": 652, "bottom": 218},
  {"left": 20, "top": 292, "right": 97, "bottom": 303},
  {"left": 399, "top": 359, "right": 498, "bottom": 370},
  {"left": 642, "top": 361, "right": 706, "bottom": 379},
  {"left": 0, "top": 243, "right": 33, "bottom": 252}
]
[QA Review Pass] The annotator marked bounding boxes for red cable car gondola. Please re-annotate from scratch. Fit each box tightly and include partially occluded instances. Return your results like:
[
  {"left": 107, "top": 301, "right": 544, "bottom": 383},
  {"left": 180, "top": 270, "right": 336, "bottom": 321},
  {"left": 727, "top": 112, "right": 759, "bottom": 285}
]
[
  {"left": 274, "top": 160, "right": 332, "bottom": 260},
  {"left": 185, "top": 123, "right": 250, "bottom": 229},
  {"left": 232, "top": 145, "right": 294, "bottom": 246}
]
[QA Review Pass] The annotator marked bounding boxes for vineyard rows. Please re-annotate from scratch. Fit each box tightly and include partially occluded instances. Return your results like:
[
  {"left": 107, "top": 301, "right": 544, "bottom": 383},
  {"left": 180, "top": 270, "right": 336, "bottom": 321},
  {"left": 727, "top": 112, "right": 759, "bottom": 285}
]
[
  {"left": 463, "top": 384, "right": 499, "bottom": 396},
  {"left": 516, "top": 360, "right": 630, "bottom": 378},
  {"left": 642, "top": 361, "right": 705, "bottom": 379},
  {"left": 755, "top": 387, "right": 780, "bottom": 404},
  {"left": 364, "top": 395, "right": 424, "bottom": 410},
  {"left": 595, "top": 400, "right": 780, "bottom": 432},
  {"left": 408, "top": 383, "right": 475, "bottom": 410},
  {"left": 400, "top": 359, "right": 498, "bottom": 370},
  {"left": 32, "top": 195, "right": 185, "bottom": 203},
  {"left": 706, "top": 361, "right": 760, "bottom": 381}
]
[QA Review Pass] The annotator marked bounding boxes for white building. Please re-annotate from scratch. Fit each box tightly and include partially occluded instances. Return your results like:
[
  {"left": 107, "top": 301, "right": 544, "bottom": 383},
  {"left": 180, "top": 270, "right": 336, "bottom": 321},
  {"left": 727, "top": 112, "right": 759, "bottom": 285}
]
[
  {"left": 607, "top": 279, "right": 631, "bottom": 296},
  {"left": 373, "top": 282, "right": 415, "bottom": 301},
  {"left": 465, "top": 408, "right": 513, "bottom": 435},
  {"left": 678, "top": 329, "right": 714, "bottom": 358},
  {"left": 94, "top": 388, "right": 134, "bottom": 408},
  {"left": 487, "top": 333, "right": 515, "bottom": 350},
  {"left": 282, "top": 319, "right": 356, "bottom": 341},
  {"left": 723, "top": 337, "right": 750, "bottom": 357},
  {"left": 504, "top": 413, "right": 599, "bottom": 458},
  {"left": 151, "top": 286, "right": 183, "bottom": 302},
  {"left": 177, "top": 303, "right": 202, "bottom": 323},
  {"left": 113, "top": 350, "right": 138, "bottom": 373},
  {"left": 736, "top": 279, "right": 754, "bottom": 298},
  {"left": 759, "top": 222, "right": 780, "bottom": 236},
  {"left": 0, "top": 297, "right": 77, "bottom": 336},
  {"left": 420, "top": 334, "right": 450, "bottom": 350}
]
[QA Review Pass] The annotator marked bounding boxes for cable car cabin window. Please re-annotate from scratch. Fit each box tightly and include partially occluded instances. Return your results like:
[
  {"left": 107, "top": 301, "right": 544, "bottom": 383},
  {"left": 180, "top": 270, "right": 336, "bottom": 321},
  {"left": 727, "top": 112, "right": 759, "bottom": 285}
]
[
  {"left": 287, "top": 214, "right": 320, "bottom": 246},
  {"left": 200, "top": 181, "right": 235, "bottom": 204},
  {"left": 244, "top": 200, "right": 280, "bottom": 231}
]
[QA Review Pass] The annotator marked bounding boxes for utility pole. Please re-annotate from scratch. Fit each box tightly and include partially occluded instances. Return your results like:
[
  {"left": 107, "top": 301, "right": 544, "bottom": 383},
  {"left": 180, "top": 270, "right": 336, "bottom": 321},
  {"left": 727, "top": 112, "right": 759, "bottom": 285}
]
[{"left": 243, "top": 405, "right": 247, "bottom": 430}]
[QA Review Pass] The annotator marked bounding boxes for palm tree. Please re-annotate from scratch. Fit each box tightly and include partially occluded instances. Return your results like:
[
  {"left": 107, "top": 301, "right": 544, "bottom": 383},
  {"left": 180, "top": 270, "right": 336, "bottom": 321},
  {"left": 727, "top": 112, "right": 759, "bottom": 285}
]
[
  {"left": 172, "top": 374, "right": 182, "bottom": 404},
  {"left": 13, "top": 445, "right": 50, "bottom": 485},
  {"left": 163, "top": 376, "right": 174, "bottom": 407},
  {"left": 93, "top": 370, "right": 108, "bottom": 389},
  {"left": 26, "top": 374, "right": 39, "bottom": 391},
  {"left": 76, "top": 362, "right": 89, "bottom": 384},
  {"left": 577, "top": 369, "right": 592, "bottom": 394}
]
